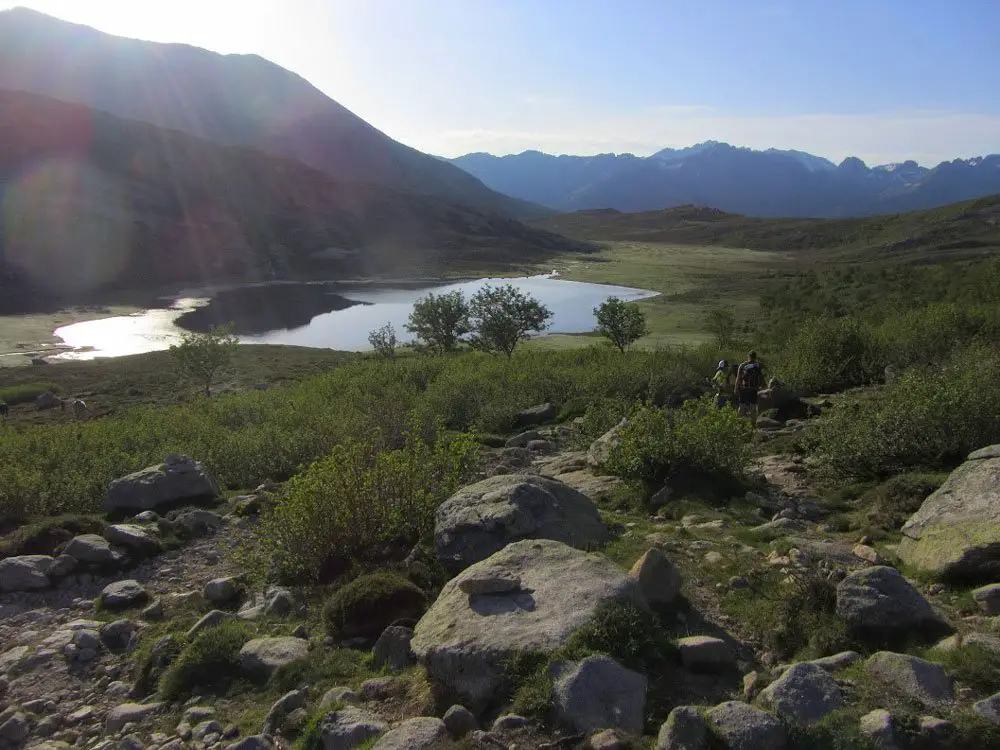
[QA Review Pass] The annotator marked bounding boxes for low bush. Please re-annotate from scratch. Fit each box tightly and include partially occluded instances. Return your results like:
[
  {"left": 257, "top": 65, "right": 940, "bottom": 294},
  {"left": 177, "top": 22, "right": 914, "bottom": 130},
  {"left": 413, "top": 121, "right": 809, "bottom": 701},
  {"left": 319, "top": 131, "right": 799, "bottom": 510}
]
[
  {"left": 816, "top": 345, "right": 1000, "bottom": 480},
  {"left": 775, "top": 316, "right": 884, "bottom": 393},
  {"left": 0, "top": 382, "right": 59, "bottom": 406},
  {"left": 857, "top": 472, "right": 947, "bottom": 533},
  {"left": 322, "top": 572, "right": 427, "bottom": 638},
  {"left": 242, "top": 422, "right": 478, "bottom": 583},
  {"left": 927, "top": 643, "right": 1000, "bottom": 695},
  {"left": 159, "top": 621, "right": 253, "bottom": 699},
  {"left": 604, "top": 397, "right": 753, "bottom": 490}
]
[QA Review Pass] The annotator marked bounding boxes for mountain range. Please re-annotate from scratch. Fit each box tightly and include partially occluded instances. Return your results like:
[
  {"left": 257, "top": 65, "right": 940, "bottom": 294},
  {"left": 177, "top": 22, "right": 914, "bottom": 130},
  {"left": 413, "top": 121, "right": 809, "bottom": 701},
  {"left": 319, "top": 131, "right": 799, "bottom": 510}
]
[
  {"left": 450, "top": 142, "right": 1000, "bottom": 217},
  {"left": 0, "top": 7, "right": 546, "bottom": 220}
]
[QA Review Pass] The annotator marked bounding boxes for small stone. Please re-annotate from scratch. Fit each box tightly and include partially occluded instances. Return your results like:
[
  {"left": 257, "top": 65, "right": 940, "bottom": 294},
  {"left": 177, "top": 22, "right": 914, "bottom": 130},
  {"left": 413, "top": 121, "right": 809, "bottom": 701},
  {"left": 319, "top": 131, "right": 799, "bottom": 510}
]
[
  {"left": 104, "top": 524, "right": 160, "bottom": 554},
  {"left": 589, "top": 728, "right": 631, "bottom": 750},
  {"left": 677, "top": 636, "right": 735, "bottom": 670},
  {"left": 361, "top": 676, "right": 403, "bottom": 702},
  {"left": 371, "top": 717, "right": 446, "bottom": 749},
  {"left": 48, "top": 554, "right": 77, "bottom": 578},
  {"left": 974, "top": 693, "right": 1000, "bottom": 725},
  {"left": 67, "top": 706, "right": 95, "bottom": 724},
  {"left": 64, "top": 534, "right": 115, "bottom": 564},
  {"left": 315, "top": 708, "right": 387, "bottom": 748},
  {"left": 852, "top": 544, "right": 883, "bottom": 565},
  {"left": 551, "top": 655, "right": 646, "bottom": 734},
  {"left": 239, "top": 637, "right": 308, "bottom": 677},
  {"left": 226, "top": 736, "right": 274, "bottom": 750},
  {"left": 188, "top": 610, "right": 231, "bottom": 638},
  {"left": 457, "top": 576, "right": 522, "bottom": 596},
  {"left": 706, "top": 702, "right": 787, "bottom": 750},
  {"left": 71, "top": 629, "right": 101, "bottom": 651},
  {"left": 859, "top": 709, "right": 899, "bottom": 749},
  {"left": 703, "top": 551, "right": 723, "bottom": 565},
  {"left": 175, "top": 509, "right": 223, "bottom": 536},
  {"left": 757, "top": 663, "right": 844, "bottom": 724},
  {"left": 142, "top": 599, "right": 165, "bottom": 621},
  {"left": 105, "top": 702, "right": 163, "bottom": 732},
  {"left": 742, "top": 672, "right": 762, "bottom": 701},
  {"left": 443, "top": 705, "right": 478, "bottom": 738},
  {"left": 194, "top": 719, "right": 224, "bottom": 740}
]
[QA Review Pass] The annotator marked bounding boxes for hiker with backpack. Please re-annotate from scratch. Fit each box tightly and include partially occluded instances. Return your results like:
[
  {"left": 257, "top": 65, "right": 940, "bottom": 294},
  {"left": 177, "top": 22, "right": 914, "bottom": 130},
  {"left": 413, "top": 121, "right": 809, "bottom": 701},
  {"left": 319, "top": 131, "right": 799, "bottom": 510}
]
[
  {"left": 734, "top": 350, "right": 764, "bottom": 426},
  {"left": 711, "top": 359, "right": 734, "bottom": 408}
]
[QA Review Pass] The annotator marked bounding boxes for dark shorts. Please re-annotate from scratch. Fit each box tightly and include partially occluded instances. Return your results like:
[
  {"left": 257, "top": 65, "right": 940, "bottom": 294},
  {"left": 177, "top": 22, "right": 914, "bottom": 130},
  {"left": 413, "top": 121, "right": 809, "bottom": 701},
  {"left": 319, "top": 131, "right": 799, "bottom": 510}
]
[{"left": 737, "top": 389, "right": 759, "bottom": 406}]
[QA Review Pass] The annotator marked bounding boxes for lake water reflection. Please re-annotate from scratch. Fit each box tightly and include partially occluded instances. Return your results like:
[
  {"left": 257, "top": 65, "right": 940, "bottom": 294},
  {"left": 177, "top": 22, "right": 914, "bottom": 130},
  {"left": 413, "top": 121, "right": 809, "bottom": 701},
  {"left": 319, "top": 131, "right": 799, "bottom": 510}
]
[{"left": 53, "top": 274, "right": 659, "bottom": 359}]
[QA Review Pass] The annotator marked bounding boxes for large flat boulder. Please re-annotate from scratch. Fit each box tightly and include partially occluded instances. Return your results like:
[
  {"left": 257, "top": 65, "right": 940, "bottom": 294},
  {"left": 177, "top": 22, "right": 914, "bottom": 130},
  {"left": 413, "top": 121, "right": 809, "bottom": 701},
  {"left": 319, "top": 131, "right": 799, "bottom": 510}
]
[
  {"left": 433, "top": 474, "right": 609, "bottom": 572},
  {"left": 898, "top": 446, "right": 1000, "bottom": 579},
  {"left": 835, "top": 566, "right": 951, "bottom": 640},
  {"left": 411, "top": 539, "right": 647, "bottom": 712},
  {"left": 107, "top": 454, "right": 220, "bottom": 512}
]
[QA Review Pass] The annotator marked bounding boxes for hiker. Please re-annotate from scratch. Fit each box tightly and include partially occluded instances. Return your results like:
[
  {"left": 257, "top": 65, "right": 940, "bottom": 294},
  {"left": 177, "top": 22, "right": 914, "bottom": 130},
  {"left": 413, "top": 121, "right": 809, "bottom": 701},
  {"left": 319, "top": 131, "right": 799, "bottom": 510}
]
[
  {"left": 734, "top": 350, "right": 764, "bottom": 426},
  {"left": 0, "top": 401, "right": 8, "bottom": 420},
  {"left": 711, "top": 359, "right": 734, "bottom": 408}
]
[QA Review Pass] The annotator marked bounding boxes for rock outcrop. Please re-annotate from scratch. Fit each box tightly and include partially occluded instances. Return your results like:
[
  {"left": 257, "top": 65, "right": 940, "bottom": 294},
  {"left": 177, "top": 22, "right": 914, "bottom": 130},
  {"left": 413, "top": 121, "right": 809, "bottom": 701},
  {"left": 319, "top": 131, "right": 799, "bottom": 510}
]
[
  {"left": 898, "top": 445, "right": 1000, "bottom": 579},
  {"left": 410, "top": 539, "right": 646, "bottom": 712},
  {"left": 433, "top": 474, "right": 608, "bottom": 571},
  {"left": 107, "top": 454, "right": 220, "bottom": 512}
]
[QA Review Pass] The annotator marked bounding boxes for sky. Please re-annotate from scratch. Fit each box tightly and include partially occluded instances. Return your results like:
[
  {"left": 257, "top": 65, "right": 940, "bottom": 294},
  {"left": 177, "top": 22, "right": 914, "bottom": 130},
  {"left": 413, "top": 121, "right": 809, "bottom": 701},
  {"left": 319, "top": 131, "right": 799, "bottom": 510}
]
[{"left": 2, "top": 0, "right": 999, "bottom": 166}]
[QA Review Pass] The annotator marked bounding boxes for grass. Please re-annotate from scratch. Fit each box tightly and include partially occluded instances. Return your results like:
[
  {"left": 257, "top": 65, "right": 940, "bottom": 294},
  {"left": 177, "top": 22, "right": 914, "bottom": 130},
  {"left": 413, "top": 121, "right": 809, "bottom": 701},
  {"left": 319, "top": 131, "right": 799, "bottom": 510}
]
[
  {"left": 159, "top": 621, "right": 254, "bottom": 700},
  {"left": 0, "top": 382, "right": 59, "bottom": 405},
  {"left": 321, "top": 572, "right": 428, "bottom": 638}
]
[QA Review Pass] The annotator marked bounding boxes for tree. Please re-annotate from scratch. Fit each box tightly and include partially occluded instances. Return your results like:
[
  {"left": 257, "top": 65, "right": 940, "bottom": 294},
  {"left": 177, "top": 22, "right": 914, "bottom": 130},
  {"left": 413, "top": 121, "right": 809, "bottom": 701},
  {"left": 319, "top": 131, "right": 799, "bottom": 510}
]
[
  {"left": 405, "top": 291, "right": 470, "bottom": 354},
  {"left": 468, "top": 284, "right": 553, "bottom": 357},
  {"left": 706, "top": 307, "right": 737, "bottom": 348},
  {"left": 367, "top": 322, "right": 398, "bottom": 359},
  {"left": 169, "top": 323, "right": 239, "bottom": 397},
  {"left": 594, "top": 297, "right": 648, "bottom": 353}
]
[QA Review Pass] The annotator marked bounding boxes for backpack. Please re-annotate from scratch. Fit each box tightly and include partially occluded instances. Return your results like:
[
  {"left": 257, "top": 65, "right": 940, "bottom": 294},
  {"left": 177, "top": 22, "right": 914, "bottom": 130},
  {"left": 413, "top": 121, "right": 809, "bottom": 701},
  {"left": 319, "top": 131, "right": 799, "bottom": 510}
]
[{"left": 738, "top": 362, "right": 763, "bottom": 391}]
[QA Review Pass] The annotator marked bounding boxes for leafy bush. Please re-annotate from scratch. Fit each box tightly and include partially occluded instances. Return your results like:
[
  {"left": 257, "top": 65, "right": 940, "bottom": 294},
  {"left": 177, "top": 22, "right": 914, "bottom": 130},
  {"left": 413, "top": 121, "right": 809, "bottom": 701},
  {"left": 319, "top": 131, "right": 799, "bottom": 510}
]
[
  {"left": 594, "top": 297, "right": 648, "bottom": 353},
  {"left": 367, "top": 322, "right": 398, "bottom": 359},
  {"left": 604, "top": 397, "right": 753, "bottom": 488},
  {"left": 468, "top": 283, "right": 552, "bottom": 357},
  {"left": 0, "top": 382, "right": 59, "bottom": 406},
  {"left": 159, "top": 621, "right": 252, "bottom": 699},
  {"left": 776, "top": 316, "right": 884, "bottom": 393},
  {"left": 169, "top": 323, "right": 239, "bottom": 397},
  {"left": 322, "top": 572, "right": 427, "bottom": 638},
  {"left": 243, "top": 422, "right": 478, "bottom": 582},
  {"left": 816, "top": 345, "right": 1000, "bottom": 479}
]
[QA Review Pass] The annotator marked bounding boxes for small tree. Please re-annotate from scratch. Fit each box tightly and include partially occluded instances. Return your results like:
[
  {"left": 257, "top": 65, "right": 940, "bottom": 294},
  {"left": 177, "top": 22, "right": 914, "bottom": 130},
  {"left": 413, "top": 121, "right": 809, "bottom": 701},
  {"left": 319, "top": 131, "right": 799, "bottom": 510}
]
[
  {"left": 707, "top": 307, "right": 737, "bottom": 348},
  {"left": 468, "top": 284, "right": 553, "bottom": 357},
  {"left": 368, "top": 322, "right": 397, "bottom": 359},
  {"left": 405, "top": 291, "right": 470, "bottom": 354},
  {"left": 594, "top": 297, "right": 648, "bottom": 353},
  {"left": 169, "top": 323, "right": 239, "bottom": 397}
]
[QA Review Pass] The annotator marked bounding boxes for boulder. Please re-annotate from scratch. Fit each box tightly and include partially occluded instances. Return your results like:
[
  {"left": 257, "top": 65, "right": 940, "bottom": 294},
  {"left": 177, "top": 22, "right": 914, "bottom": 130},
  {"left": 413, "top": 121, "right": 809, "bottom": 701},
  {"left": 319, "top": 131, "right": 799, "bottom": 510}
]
[
  {"left": 505, "top": 430, "right": 543, "bottom": 449},
  {"left": 757, "top": 663, "right": 844, "bottom": 724},
  {"left": 204, "top": 577, "right": 241, "bottom": 604},
  {"left": 64, "top": 534, "right": 116, "bottom": 564},
  {"left": 835, "top": 566, "right": 950, "bottom": 638},
  {"left": 491, "top": 714, "right": 529, "bottom": 731},
  {"left": 433, "top": 474, "right": 609, "bottom": 571},
  {"left": 859, "top": 709, "right": 900, "bottom": 749},
  {"left": 34, "top": 390, "right": 60, "bottom": 410},
  {"left": 973, "top": 583, "right": 1000, "bottom": 615},
  {"left": 105, "top": 702, "right": 163, "bottom": 732},
  {"left": 514, "top": 403, "right": 557, "bottom": 427},
  {"left": 551, "top": 655, "right": 646, "bottom": 734},
  {"left": 411, "top": 539, "right": 647, "bottom": 712},
  {"left": 865, "top": 652, "right": 954, "bottom": 707},
  {"left": 107, "top": 454, "right": 220, "bottom": 512},
  {"left": 176, "top": 509, "right": 223, "bottom": 536},
  {"left": 442, "top": 705, "right": 478, "bottom": 738},
  {"left": 587, "top": 419, "right": 627, "bottom": 470},
  {"left": 104, "top": 524, "right": 160, "bottom": 555},
  {"left": 898, "top": 446, "right": 1000, "bottom": 579},
  {"left": 974, "top": 693, "right": 1000, "bottom": 725},
  {"left": 371, "top": 717, "right": 446, "bottom": 749},
  {"left": 655, "top": 706, "right": 709, "bottom": 750},
  {"left": 99, "top": 619, "right": 137, "bottom": 651},
  {"left": 372, "top": 626, "right": 414, "bottom": 672},
  {"left": 628, "top": 548, "right": 682, "bottom": 606},
  {"left": 677, "top": 636, "right": 735, "bottom": 670},
  {"left": 239, "top": 637, "right": 308, "bottom": 678},
  {"left": 0, "top": 556, "right": 52, "bottom": 592},
  {"left": 706, "top": 702, "right": 786, "bottom": 750},
  {"left": 315, "top": 708, "right": 388, "bottom": 749},
  {"left": 99, "top": 580, "right": 150, "bottom": 609}
]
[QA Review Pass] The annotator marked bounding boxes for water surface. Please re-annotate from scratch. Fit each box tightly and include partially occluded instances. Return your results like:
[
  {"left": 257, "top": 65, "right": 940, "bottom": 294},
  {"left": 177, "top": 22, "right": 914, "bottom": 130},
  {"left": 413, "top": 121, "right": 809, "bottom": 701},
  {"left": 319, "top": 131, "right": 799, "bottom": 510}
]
[{"left": 54, "top": 274, "right": 659, "bottom": 359}]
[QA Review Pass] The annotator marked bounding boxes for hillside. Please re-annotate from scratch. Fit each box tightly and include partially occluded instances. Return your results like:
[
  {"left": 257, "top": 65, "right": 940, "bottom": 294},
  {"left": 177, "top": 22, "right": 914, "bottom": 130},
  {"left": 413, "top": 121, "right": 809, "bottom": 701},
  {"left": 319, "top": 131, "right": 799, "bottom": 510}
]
[
  {"left": 0, "top": 89, "right": 590, "bottom": 313},
  {"left": 532, "top": 196, "right": 1000, "bottom": 262},
  {"left": 452, "top": 143, "right": 1000, "bottom": 217},
  {"left": 0, "top": 7, "right": 547, "bottom": 220}
]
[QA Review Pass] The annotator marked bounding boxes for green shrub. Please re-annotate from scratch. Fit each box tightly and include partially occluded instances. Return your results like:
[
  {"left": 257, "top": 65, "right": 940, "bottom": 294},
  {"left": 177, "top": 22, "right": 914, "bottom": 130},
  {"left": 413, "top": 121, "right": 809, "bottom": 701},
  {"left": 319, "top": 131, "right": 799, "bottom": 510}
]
[
  {"left": 816, "top": 345, "right": 1000, "bottom": 479},
  {"left": 858, "top": 473, "right": 947, "bottom": 532},
  {"left": 159, "top": 621, "right": 252, "bottom": 699},
  {"left": 776, "top": 317, "right": 883, "bottom": 393},
  {"left": 242, "top": 422, "right": 478, "bottom": 582},
  {"left": 604, "top": 397, "right": 753, "bottom": 489},
  {"left": 322, "top": 572, "right": 427, "bottom": 638},
  {"left": 0, "top": 382, "right": 59, "bottom": 405},
  {"left": 927, "top": 644, "right": 1000, "bottom": 695},
  {"left": 569, "top": 397, "right": 632, "bottom": 449}
]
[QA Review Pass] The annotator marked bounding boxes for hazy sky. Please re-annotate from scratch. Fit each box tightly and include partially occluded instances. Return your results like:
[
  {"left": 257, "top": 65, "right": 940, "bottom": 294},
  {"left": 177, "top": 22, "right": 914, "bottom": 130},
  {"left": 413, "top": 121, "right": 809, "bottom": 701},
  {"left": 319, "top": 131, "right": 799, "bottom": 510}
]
[{"left": 3, "top": 0, "right": 998, "bottom": 165}]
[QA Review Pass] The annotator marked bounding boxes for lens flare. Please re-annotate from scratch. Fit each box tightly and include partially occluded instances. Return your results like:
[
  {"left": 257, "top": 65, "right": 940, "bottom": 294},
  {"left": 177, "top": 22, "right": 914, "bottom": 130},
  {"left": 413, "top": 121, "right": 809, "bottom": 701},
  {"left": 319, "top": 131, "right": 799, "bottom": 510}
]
[{"left": 2, "top": 158, "right": 132, "bottom": 295}]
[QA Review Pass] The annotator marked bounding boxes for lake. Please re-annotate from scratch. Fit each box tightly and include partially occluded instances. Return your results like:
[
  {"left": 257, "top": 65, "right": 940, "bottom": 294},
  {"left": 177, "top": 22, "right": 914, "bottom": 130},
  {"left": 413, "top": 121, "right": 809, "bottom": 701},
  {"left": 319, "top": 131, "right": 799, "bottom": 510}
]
[{"left": 52, "top": 274, "right": 659, "bottom": 360}]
